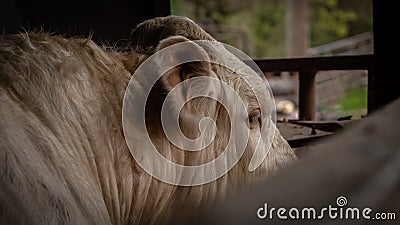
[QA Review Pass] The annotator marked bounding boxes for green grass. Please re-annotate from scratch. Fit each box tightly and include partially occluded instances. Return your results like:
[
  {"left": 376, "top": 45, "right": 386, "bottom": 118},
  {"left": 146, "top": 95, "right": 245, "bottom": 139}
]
[{"left": 339, "top": 88, "right": 367, "bottom": 111}]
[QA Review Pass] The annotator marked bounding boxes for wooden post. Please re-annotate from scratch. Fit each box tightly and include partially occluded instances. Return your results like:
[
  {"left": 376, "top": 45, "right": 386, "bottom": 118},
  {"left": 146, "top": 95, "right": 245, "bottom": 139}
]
[
  {"left": 298, "top": 71, "right": 316, "bottom": 120},
  {"left": 371, "top": 1, "right": 399, "bottom": 112},
  {"left": 286, "top": 0, "right": 313, "bottom": 120},
  {"left": 367, "top": 68, "right": 376, "bottom": 114},
  {"left": 285, "top": 0, "right": 309, "bottom": 57}
]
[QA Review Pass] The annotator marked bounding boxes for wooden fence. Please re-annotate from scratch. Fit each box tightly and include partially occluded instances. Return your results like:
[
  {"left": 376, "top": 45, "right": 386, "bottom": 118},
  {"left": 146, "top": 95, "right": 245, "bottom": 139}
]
[{"left": 247, "top": 54, "right": 375, "bottom": 120}]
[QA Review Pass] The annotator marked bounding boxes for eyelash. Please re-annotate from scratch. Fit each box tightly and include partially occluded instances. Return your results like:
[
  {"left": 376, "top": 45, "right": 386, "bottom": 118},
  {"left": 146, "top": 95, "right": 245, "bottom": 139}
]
[
  {"left": 248, "top": 115, "right": 260, "bottom": 123},
  {"left": 248, "top": 111, "right": 261, "bottom": 129}
]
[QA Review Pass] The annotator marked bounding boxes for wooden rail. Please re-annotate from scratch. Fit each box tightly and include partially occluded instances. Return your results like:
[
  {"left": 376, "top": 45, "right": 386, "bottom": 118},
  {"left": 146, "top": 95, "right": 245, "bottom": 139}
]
[{"left": 247, "top": 54, "right": 375, "bottom": 120}]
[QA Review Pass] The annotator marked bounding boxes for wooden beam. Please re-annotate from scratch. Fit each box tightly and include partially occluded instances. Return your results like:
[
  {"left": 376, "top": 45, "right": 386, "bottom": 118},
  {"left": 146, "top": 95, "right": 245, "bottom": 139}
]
[{"left": 249, "top": 54, "right": 373, "bottom": 72}]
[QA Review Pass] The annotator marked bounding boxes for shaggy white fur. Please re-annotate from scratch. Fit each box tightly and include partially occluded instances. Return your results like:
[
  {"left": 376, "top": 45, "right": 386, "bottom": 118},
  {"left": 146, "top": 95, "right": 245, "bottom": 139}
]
[{"left": 0, "top": 16, "right": 296, "bottom": 225}]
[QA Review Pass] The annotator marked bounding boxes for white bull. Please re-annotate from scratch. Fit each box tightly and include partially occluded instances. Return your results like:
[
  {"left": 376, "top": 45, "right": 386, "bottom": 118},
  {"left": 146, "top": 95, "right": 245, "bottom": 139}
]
[{"left": 0, "top": 16, "right": 296, "bottom": 225}]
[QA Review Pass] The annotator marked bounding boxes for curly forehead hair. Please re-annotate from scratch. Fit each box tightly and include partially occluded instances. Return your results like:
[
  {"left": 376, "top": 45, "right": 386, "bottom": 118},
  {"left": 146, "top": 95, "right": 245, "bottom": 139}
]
[{"left": 130, "top": 15, "right": 215, "bottom": 55}]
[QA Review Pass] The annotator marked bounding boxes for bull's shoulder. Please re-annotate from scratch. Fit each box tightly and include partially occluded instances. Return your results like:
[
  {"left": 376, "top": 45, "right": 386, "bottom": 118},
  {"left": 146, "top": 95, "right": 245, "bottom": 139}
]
[
  {"left": 0, "top": 32, "right": 139, "bottom": 120},
  {"left": 0, "top": 32, "right": 129, "bottom": 89},
  {"left": 0, "top": 32, "right": 135, "bottom": 224}
]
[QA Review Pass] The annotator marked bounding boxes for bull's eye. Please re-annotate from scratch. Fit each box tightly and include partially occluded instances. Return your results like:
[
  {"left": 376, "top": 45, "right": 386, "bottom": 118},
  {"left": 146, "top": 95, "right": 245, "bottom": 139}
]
[
  {"left": 179, "top": 70, "right": 195, "bottom": 81},
  {"left": 248, "top": 109, "right": 261, "bottom": 129}
]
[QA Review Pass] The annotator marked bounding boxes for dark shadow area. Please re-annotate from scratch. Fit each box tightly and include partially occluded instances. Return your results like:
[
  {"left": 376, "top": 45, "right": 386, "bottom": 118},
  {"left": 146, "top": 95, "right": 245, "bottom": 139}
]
[{"left": 1, "top": 0, "right": 170, "bottom": 45}]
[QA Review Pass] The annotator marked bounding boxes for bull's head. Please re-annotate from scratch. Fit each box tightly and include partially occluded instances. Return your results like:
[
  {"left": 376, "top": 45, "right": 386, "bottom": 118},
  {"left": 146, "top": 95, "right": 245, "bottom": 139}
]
[{"left": 123, "top": 17, "right": 297, "bottom": 218}]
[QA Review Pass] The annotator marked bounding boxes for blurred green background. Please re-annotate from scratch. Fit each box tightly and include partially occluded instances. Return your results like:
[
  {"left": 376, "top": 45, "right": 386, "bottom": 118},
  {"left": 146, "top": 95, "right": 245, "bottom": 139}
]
[
  {"left": 171, "top": 0, "right": 372, "bottom": 120},
  {"left": 171, "top": 0, "right": 372, "bottom": 59}
]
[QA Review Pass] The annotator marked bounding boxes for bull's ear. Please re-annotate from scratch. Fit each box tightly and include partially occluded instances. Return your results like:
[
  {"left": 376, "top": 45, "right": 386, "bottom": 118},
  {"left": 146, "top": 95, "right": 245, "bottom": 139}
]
[{"left": 155, "top": 36, "right": 212, "bottom": 91}]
